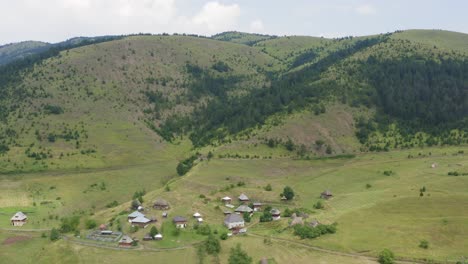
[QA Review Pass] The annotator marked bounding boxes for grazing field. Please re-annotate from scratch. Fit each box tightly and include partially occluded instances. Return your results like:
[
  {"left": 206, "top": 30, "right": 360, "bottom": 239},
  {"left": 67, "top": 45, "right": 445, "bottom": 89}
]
[{"left": 1, "top": 146, "right": 467, "bottom": 263}]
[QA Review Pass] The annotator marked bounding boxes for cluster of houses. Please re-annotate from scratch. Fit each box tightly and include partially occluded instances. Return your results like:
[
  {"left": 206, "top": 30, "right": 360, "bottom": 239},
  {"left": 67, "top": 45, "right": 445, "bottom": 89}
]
[{"left": 221, "top": 193, "right": 284, "bottom": 234}]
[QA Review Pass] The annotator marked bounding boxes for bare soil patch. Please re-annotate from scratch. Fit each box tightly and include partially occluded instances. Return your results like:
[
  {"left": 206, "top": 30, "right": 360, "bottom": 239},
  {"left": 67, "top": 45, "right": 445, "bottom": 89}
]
[{"left": 2, "top": 235, "right": 32, "bottom": 245}]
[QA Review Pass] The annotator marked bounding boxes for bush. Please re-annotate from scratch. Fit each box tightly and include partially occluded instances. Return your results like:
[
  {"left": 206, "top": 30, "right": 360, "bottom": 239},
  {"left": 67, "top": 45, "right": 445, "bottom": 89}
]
[
  {"left": 220, "top": 232, "right": 228, "bottom": 240},
  {"left": 264, "top": 184, "right": 272, "bottom": 191},
  {"left": 228, "top": 244, "right": 252, "bottom": 264},
  {"left": 60, "top": 216, "right": 80, "bottom": 233},
  {"left": 85, "top": 219, "right": 97, "bottom": 229},
  {"left": 259, "top": 211, "right": 273, "bottom": 222},
  {"left": 293, "top": 223, "right": 337, "bottom": 239},
  {"left": 283, "top": 208, "right": 293, "bottom": 217},
  {"left": 44, "top": 104, "right": 63, "bottom": 115},
  {"left": 196, "top": 224, "right": 212, "bottom": 236},
  {"left": 313, "top": 201, "right": 324, "bottom": 209},
  {"left": 204, "top": 234, "right": 221, "bottom": 255},
  {"left": 419, "top": 240, "right": 429, "bottom": 249},
  {"left": 243, "top": 212, "right": 251, "bottom": 223},
  {"left": 282, "top": 186, "right": 295, "bottom": 200},
  {"left": 378, "top": 249, "right": 395, "bottom": 264},
  {"left": 50, "top": 228, "right": 60, "bottom": 241},
  {"left": 150, "top": 226, "right": 158, "bottom": 238}
]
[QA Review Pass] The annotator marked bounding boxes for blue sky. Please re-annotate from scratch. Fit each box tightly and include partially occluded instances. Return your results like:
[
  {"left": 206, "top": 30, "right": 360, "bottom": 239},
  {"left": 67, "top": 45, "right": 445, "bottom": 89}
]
[{"left": 1, "top": 0, "right": 467, "bottom": 44}]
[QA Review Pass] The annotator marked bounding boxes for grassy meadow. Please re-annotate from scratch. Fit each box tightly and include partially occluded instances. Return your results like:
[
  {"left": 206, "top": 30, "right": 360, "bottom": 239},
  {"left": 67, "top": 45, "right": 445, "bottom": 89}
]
[{"left": 1, "top": 142, "right": 467, "bottom": 263}]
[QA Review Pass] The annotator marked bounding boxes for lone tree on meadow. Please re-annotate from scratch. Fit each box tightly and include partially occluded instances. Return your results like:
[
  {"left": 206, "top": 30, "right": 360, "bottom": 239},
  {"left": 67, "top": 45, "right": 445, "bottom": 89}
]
[
  {"left": 228, "top": 243, "right": 253, "bottom": 264},
  {"left": 378, "top": 249, "right": 395, "bottom": 264},
  {"left": 282, "top": 186, "right": 295, "bottom": 200}
]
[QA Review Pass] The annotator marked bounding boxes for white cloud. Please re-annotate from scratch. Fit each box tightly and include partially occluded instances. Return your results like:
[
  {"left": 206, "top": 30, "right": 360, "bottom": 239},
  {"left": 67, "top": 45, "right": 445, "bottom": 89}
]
[
  {"left": 250, "top": 19, "right": 264, "bottom": 32},
  {"left": 192, "top": 2, "right": 241, "bottom": 34},
  {"left": 355, "top": 4, "right": 377, "bottom": 15},
  {"left": 0, "top": 0, "right": 241, "bottom": 43}
]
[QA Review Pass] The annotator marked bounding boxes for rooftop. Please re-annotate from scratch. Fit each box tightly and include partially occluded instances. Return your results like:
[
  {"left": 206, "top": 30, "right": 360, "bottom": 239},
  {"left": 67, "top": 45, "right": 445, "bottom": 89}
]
[
  {"left": 11, "top": 212, "right": 27, "bottom": 221},
  {"left": 128, "top": 211, "right": 145, "bottom": 218},
  {"left": 224, "top": 213, "right": 244, "bottom": 223},
  {"left": 173, "top": 216, "right": 187, "bottom": 222}
]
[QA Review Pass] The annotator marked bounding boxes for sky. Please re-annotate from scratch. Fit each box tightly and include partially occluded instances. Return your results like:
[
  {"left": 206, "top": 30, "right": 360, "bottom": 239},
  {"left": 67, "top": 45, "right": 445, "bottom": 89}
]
[{"left": 1, "top": 0, "right": 467, "bottom": 44}]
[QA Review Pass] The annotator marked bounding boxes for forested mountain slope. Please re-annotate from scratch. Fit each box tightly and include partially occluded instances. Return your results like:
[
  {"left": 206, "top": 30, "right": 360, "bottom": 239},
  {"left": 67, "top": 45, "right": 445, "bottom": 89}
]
[{"left": 0, "top": 30, "right": 466, "bottom": 172}]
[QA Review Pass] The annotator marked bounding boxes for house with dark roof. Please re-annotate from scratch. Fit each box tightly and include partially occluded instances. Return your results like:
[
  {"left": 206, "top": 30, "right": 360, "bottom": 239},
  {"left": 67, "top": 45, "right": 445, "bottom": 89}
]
[
  {"left": 224, "top": 213, "right": 245, "bottom": 229},
  {"left": 10, "top": 212, "right": 27, "bottom": 226},
  {"left": 320, "top": 190, "right": 333, "bottom": 199},
  {"left": 173, "top": 216, "right": 187, "bottom": 228},
  {"left": 238, "top": 193, "right": 249, "bottom": 203},
  {"left": 153, "top": 199, "right": 170, "bottom": 210},
  {"left": 235, "top": 205, "right": 253, "bottom": 214}
]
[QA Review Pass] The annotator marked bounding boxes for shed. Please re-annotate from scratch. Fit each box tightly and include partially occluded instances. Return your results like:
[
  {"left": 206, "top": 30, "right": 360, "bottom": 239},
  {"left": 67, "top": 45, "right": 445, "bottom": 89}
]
[
  {"left": 193, "top": 212, "right": 202, "bottom": 218},
  {"left": 173, "top": 216, "right": 187, "bottom": 228},
  {"left": 153, "top": 199, "right": 170, "bottom": 210},
  {"left": 270, "top": 208, "right": 281, "bottom": 221},
  {"left": 238, "top": 193, "right": 249, "bottom": 202},
  {"left": 253, "top": 202, "right": 262, "bottom": 211},
  {"left": 235, "top": 205, "right": 253, "bottom": 214},
  {"left": 118, "top": 235, "right": 134, "bottom": 247},
  {"left": 10, "top": 212, "right": 27, "bottom": 226},
  {"left": 320, "top": 190, "right": 333, "bottom": 199},
  {"left": 143, "top": 233, "right": 153, "bottom": 241},
  {"left": 221, "top": 196, "right": 232, "bottom": 204},
  {"left": 223, "top": 210, "right": 232, "bottom": 215},
  {"left": 290, "top": 214, "right": 303, "bottom": 226}
]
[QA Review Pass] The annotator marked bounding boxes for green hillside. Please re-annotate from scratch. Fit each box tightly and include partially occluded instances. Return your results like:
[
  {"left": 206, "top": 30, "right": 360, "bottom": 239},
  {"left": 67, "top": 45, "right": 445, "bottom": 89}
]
[
  {"left": 212, "top": 31, "right": 276, "bottom": 46},
  {"left": 393, "top": 29, "right": 468, "bottom": 53},
  {"left": 0, "top": 29, "right": 467, "bottom": 264},
  {"left": 0, "top": 41, "right": 51, "bottom": 65}
]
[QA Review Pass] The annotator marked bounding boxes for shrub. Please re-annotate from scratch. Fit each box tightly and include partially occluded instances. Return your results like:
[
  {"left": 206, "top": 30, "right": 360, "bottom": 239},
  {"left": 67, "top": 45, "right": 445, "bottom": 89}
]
[
  {"left": 419, "top": 240, "right": 429, "bottom": 249},
  {"left": 259, "top": 211, "right": 273, "bottom": 222},
  {"left": 313, "top": 201, "right": 324, "bottom": 209},
  {"left": 264, "top": 184, "right": 272, "bottom": 191},
  {"left": 60, "top": 216, "right": 80, "bottom": 233},
  {"left": 378, "top": 249, "right": 395, "bottom": 264},
  {"left": 150, "top": 226, "right": 158, "bottom": 238},
  {"left": 196, "top": 224, "right": 212, "bottom": 236},
  {"left": 282, "top": 186, "right": 295, "bottom": 200},
  {"left": 204, "top": 234, "right": 221, "bottom": 255},
  {"left": 85, "top": 219, "right": 97, "bottom": 229},
  {"left": 220, "top": 232, "right": 228, "bottom": 240},
  {"left": 243, "top": 212, "right": 251, "bottom": 223},
  {"left": 50, "top": 228, "right": 60, "bottom": 241},
  {"left": 228, "top": 244, "right": 252, "bottom": 264}
]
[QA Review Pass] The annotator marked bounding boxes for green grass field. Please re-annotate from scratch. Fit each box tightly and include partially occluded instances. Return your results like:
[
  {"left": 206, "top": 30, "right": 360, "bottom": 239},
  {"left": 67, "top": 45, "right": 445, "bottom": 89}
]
[{"left": 2, "top": 145, "right": 466, "bottom": 263}]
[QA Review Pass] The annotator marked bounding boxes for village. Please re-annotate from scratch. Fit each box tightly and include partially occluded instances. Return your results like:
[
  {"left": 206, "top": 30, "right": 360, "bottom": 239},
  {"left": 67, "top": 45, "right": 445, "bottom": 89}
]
[{"left": 9, "top": 189, "right": 335, "bottom": 248}]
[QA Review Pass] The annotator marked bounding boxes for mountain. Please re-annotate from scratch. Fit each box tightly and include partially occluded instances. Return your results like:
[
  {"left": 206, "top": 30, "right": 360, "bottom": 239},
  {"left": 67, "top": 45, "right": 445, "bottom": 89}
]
[
  {"left": 0, "top": 29, "right": 467, "bottom": 264},
  {"left": 0, "top": 41, "right": 51, "bottom": 65},
  {"left": 0, "top": 30, "right": 466, "bottom": 173}
]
